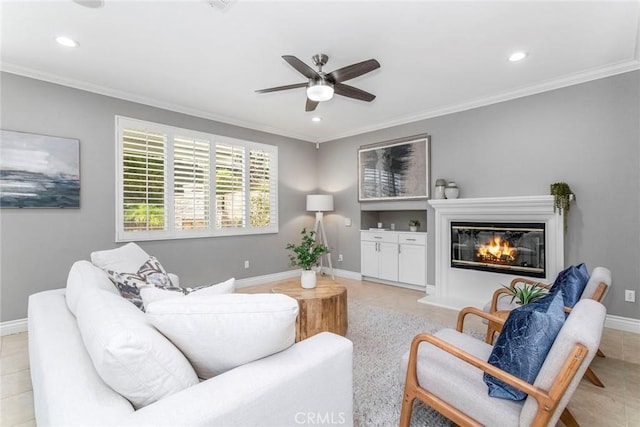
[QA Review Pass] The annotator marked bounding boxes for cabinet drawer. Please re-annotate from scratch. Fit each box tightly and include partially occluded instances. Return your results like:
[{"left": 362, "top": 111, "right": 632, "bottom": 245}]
[
  {"left": 398, "top": 233, "right": 426, "bottom": 245},
  {"left": 361, "top": 231, "right": 398, "bottom": 243}
]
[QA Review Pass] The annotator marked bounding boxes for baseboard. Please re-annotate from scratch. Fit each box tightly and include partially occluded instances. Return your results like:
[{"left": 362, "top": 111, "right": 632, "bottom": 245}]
[
  {"left": 1, "top": 318, "right": 28, "bottom": 336},
  {"left": 604, "top": 314, "right": 640, "bottom": 334},
  {"left": 234, "top": 270, "right": 300, "bottom": 288}
]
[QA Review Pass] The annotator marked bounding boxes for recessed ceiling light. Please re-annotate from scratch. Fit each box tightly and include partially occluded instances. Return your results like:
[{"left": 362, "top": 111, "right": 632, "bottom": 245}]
[
  {"left": 56, "top": 36, "right": 79, "bottom": 48},
  {"left": 508, "top": 51, "right": 528, "bottom": 62},
  {"left": 311, "top": 117, "right": 322, "bottom": 122}
]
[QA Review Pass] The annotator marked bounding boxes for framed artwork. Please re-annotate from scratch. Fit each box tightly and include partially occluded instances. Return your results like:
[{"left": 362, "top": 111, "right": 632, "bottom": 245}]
[
  {"left": 358, "top": 134, "right": 430, "bottom": 201},
  {"left": 0, "top": 130, "right": 80, "bottom": 208}
]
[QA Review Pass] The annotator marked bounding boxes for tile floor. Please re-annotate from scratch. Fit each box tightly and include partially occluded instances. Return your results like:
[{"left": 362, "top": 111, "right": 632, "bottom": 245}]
[{"left": 1, "top": 277, "right": 638, "bottom": 426}]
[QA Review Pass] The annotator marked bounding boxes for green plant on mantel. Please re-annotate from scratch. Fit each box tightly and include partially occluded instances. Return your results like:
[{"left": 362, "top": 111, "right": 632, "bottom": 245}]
[
  {"left": 550, "top": 182, "right": 575, "bottom": 231},
  {"left": 501, "top": 282, "right": 548, "bottom": 305},
  {"left": 286, "top": 228, "right": 328, "bottom": 271}
]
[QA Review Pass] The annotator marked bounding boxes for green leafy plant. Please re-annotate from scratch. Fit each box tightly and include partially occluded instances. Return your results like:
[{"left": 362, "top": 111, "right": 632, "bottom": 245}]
[
  {"left": 501, "top": 282, "right": 548, "bottom": 305},
  {"left": 550, "top": 182, "right": 574, "bottom": 231},
  {"left": 286, "top": 228, "right": 329, "bottom": 270},
  {"left": 409, "top": 219, "right": 421, "bottom": 228}
]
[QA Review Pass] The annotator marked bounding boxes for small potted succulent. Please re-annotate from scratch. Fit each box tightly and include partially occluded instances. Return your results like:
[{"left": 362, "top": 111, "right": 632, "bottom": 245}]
[
  {"left": 408, "top": 219, "right": 421, "bottom": 232},
  {"left": 501, "top": 282, "right": 548, "bottom": 305},
  {"left": 286, "top": 228, "right": 329, "bottom": 289}
]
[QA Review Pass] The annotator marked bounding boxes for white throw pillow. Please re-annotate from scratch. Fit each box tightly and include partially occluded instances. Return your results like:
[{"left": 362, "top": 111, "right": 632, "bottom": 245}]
[
  {"left": 66, "top": 260, "right": 119, "bottom": 317},
  {"left": 76, "top": 289, "right": 199, "bottom": 409},
  {"left": 146, "top": 293, "right": 299, "bottom": 379},
  {"left": 91, "top": 242, "right": 151, "bottom": 273},
  {"left": 140, "top": 277, "right": 236, "bottom": 311}
]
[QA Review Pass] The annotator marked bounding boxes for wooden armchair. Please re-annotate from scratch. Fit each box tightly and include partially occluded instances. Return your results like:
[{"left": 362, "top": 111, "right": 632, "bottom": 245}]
[
  {"left": 486, "top": 267, "right": 611, "bottom": 388},
  {"left": 400, "top": 299, "right": 606, "bottom": 427}
]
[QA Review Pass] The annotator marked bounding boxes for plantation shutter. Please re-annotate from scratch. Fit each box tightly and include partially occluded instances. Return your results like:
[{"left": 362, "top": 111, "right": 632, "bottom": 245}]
[
  {"left": 121, "top": 128, "right": 166, "bottom": 232},
  {"left": 215, "top": 143, "right": 246, "bottom": 228},
  {"left": 249, "top": 149, "right": 275, "bottom": 227},
  {"left": 173, "top": 136, "right": 211, "bottom": 230}
]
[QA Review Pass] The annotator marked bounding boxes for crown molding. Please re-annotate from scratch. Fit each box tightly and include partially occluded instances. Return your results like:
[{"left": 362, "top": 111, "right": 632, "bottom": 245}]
[
  {"left": 320, "top": 58, "right": 640, "bottom": 143},
  {"left": 0, "top": 63, "right": 318, "bottom": 143},
  {"left": 3, "top": 58, "right": 638, "bottom": 145}
]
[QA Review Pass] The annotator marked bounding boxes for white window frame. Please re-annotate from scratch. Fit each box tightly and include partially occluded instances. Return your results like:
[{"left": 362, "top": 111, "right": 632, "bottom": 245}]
[{"left": 116, "top": 116, "right": 278, "bottom": 242}]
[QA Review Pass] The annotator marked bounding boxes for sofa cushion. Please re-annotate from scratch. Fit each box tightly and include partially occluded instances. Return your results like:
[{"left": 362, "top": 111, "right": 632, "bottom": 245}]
[
  {"left": 147, "top": 293, "right": 299, "bottom": 379},
  {"left": 139, "top": 278, "right": 236, "bottom": 311},
  {"left": 66, "top": 260, "right": 119, "bottom": 317},
  {"left": 91, "top": 242, "right": 151, "bottom": 273},
  {"left": 484, "top": 291, "right": 565, "bottom": 400},
  {"left": 76, "top": 289, "right": 199, "bottom": 409},
  {"left": 549, "top": 263, "right": 590, "bottom": 308}
]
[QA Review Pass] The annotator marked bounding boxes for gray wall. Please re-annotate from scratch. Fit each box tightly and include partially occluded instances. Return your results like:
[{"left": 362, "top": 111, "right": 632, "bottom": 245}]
[
  {"left": 0, "top": 72, "right": 318, "bottom": 322},
  {"left": 318, "top": 70, "right": 640, "bottom": 320}
]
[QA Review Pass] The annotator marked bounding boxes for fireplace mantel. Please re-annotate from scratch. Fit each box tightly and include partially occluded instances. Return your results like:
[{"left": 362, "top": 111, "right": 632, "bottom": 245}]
[{"left": 422, "top": 195, "right": 564, "bottom": 310}]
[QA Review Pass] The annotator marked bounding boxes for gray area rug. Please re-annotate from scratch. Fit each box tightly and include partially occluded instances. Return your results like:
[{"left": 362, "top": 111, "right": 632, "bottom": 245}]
[{"left": 346, "top": 300, "right": 454, "bottom": 427}]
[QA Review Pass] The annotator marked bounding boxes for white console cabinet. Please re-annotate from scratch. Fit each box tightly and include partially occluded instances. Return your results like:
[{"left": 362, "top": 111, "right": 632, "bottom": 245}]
[{"left": 360, "top": 230, "right": 427, "bottom": 289}]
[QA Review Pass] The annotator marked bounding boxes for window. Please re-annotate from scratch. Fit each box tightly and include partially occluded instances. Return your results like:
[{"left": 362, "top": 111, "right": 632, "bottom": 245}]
[{"left": 116, "top": 117, "right": 278, "bottom": 241}]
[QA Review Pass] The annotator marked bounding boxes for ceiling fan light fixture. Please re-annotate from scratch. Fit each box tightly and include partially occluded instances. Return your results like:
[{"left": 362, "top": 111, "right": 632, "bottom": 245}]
[
  {"left": 307, "top": 81, "right": 334, "bottom": 102},
  {"left": 508, "top": 51, "right": 528, "bottom": 62}
]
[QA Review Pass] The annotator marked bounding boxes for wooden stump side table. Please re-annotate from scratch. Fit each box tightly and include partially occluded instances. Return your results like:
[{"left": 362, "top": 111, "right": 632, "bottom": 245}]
[{"left": 271, "top": 280, "right": 348, "bottom": 342}]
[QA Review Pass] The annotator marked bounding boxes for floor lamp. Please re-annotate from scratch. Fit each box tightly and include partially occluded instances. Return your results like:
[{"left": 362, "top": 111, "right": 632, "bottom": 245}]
[{"left": 306, "top": 194, "right": 334, "bottom": 279}]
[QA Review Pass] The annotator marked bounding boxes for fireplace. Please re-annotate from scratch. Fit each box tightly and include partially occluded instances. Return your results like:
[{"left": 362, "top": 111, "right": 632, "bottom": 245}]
[
  {"left": 450, "top": 222, "right": 545, "bottom": 278},
  {"left": 423, "top": 196, "right": 564, "bottom": 310}
]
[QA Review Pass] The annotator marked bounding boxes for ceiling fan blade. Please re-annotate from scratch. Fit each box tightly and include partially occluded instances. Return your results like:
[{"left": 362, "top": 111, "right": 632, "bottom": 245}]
[
  {"left": 255, "top": 82, "right": 307, "bottom": 94},
  {"left": 327, "top": 59, "right": 380, "bottom": 83},
  {"left": 305, "top": 98, "right": 319, "bottom": 112},
  {"left": 282, "top": 55, "right": 319, "bottom": 79},
  {"left": 334, "top": 83, "right": 376, "bottom": 102}
]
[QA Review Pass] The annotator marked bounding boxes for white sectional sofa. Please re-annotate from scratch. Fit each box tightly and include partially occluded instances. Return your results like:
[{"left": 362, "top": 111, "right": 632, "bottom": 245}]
[{"left": 28, "top": 256, "right": 353, "bottom": 426}]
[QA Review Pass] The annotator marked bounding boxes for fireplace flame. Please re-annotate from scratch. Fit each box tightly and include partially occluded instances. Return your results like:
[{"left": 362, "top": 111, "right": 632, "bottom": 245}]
[{"left": 477, "top": 236, "right": 516, "bottom": 262}]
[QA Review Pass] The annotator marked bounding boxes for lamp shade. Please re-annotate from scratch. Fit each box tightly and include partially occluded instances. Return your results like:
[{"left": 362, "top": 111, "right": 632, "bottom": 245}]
[
  {"left": 306, "top": 81, "right": 334, "bottom": 102},
  {"left": 306, "top": 194, "right": 334, "bottom": 212}
]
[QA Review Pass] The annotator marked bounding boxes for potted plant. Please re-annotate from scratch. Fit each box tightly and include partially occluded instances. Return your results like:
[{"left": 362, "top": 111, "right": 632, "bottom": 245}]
[
  {"left": 408, "top": 219, "right": 421, "bottom": 232},
  {"left": 550, "top": 182, "right": 575, "bottom": 231},
  {"left": 286, "top": 228, "right": 329, "bottom": 289},
  {"left": 501, "top": 282, "right": 548, "bottom": 305}
]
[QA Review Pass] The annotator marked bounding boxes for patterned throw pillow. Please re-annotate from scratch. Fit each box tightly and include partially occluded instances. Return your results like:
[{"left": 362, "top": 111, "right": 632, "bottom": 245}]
[
  {"left": 106, "top": 257, "right": 235, "bottom": 311},
  {"left": 483, "top": 291, "right": 566, "bottom": 401},
  {"left": 548, "top": 263, "right": 590, "bottom": 308},
  {"left": 106, "top": 257, "right": 178, "bottom": 311}
]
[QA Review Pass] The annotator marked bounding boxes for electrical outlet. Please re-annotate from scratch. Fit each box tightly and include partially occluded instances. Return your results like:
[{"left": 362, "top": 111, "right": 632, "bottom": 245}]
[
  {"left": 244, "top": 260, "right": 250, "bottom": 269},
  {"left": 338, "top": 254, "right": 344, "bottom": 262},
  {"left": 625, "top": 290, "right": 636, "bottom": 303}
]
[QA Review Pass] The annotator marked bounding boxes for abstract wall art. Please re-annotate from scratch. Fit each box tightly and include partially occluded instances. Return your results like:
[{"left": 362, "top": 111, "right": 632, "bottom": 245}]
[
  {"left": 1, "top": 130, "right": 80, "bottom": 208},
  {"left": 358, "top": 135, "right": 430, "bottom": 201}
]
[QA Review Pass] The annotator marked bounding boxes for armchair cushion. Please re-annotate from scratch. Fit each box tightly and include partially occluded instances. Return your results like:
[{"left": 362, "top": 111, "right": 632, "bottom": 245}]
[
  {"left": 549, "top": 263, "right": 590, "bottom": 308},
  {"left": 484, "top": 291, "right": 565, "bottom": 400},
  {"left": 401, "top": 329, "right": 523, "bottom": 426}
]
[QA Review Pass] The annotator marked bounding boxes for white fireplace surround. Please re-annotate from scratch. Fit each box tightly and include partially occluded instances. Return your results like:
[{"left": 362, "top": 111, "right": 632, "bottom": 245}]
[{"left": 422, "top": 195, "right": 564, "bottom": 310}]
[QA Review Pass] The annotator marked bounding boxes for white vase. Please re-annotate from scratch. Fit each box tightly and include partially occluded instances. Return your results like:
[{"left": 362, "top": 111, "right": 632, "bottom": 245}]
[
  {"left": 444, "top": 183, "right": 459, "bottom": 199},
  {"left": 301, "top": 270, "right": 317, "bottom": 289},
  {"left": 409, "top": 226, "right": 418, "bottom": 232}
]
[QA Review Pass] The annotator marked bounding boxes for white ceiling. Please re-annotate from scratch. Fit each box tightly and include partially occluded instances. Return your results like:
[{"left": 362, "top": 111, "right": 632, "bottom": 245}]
[{"left": 2, "top": 1, "right": 639, "bottom": 143}]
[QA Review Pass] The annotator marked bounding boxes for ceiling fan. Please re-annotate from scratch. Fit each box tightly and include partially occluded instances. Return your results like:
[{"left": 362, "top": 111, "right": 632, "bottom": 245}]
[{"left": 256, "top": 54, "right": 381, "bottom": 112}]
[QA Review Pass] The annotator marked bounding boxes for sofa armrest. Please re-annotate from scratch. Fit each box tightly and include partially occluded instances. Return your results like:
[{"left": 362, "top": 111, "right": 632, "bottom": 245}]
[{"left": 120, "top": 332, "right": 353, "bottom": 427}]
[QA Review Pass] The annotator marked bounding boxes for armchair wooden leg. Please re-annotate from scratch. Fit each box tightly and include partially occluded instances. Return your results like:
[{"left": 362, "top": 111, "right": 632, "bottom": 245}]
[
  {"left": 584, "top": 366, "right": 605, "bottom": 388},
  {"left": 399, "top": 392, "right": 415, "bottom": 427},
  {"left": 560, "top": 408, "right": 579, "bottom": 427},
  {"left": 596, "top": 348, "right": 605, "bottom": 358}
]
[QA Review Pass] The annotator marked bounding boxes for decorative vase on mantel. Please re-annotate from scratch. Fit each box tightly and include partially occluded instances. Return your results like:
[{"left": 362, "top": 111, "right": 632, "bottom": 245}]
[{"left": 300, "top": 269, "right": 317, "bottom": 289}]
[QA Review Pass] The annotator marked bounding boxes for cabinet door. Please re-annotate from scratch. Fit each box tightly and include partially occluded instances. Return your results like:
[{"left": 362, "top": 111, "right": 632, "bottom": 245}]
[
  {"left": 399, "top": 244, "right": 426, "bottom": 286},
  {"left": 378, "top": 242, "right": 399, "bottom": 282},
  {"left": 361, "top": 240, "right": 379, "bottom": 278}
]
